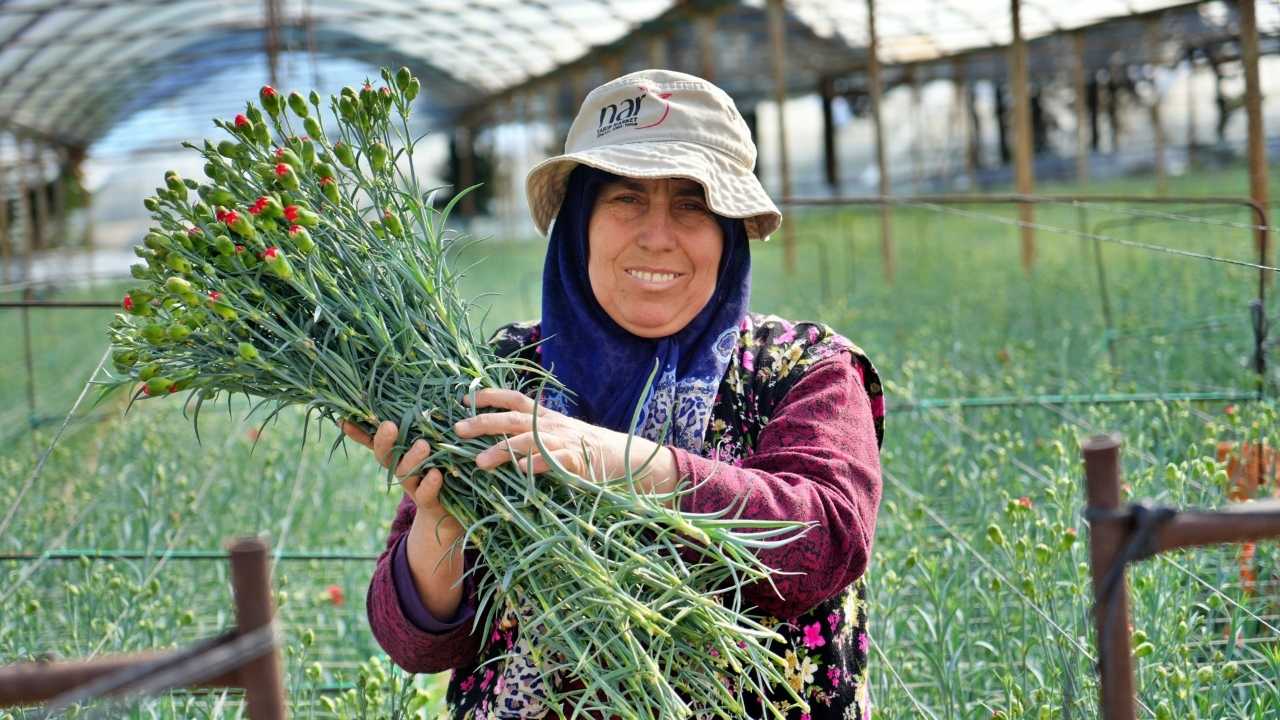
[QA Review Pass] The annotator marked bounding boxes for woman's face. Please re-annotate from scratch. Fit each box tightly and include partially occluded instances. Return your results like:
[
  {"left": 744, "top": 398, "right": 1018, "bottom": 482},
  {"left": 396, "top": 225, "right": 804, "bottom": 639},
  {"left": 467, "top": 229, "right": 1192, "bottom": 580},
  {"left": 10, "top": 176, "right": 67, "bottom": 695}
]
[{"left": 587, "top": 176, "right": 724, "bottom": 338}]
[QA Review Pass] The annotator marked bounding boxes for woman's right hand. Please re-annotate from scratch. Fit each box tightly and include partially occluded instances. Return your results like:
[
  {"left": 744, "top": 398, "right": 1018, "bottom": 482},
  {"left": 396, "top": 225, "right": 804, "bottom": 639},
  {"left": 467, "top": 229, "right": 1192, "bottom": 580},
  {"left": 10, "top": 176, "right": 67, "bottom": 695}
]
[
  {"left": 344, "top": 419, "right": 468, "bottom": 620},
  {"left": 340, "top": 419, "right": 463, "bottom": 537}
]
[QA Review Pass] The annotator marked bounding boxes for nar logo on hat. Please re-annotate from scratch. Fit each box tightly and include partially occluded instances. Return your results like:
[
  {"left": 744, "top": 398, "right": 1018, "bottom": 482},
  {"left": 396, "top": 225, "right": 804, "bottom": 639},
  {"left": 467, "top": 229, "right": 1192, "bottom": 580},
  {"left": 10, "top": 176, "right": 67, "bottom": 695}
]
[{"left": 596, "top": 88, "right": 673, "bottom": 138}]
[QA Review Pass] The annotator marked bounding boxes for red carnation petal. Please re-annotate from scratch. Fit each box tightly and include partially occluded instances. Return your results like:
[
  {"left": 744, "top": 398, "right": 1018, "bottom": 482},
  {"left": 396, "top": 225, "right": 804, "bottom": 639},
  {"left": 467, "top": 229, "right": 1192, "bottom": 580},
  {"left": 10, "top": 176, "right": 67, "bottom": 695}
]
[
  {"left": 283, "top": 205, "right": 299, "bottom": 221},
  {"left": 234, "top": 114, "right": 249, "bottom": 128},
  {"left": 289, "top": 224, "right": 302, "bottom": 235},
  {"left": 274, "top": 163, "right": 289, "bottom": 177}
]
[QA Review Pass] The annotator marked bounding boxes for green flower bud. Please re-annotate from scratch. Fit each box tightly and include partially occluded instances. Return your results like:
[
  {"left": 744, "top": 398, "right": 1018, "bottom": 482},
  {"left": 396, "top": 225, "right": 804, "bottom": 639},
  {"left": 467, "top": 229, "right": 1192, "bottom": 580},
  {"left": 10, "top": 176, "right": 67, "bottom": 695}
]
[
  {"left": 262, "top": 246, "right": 294, "bottom": 280},
  {"left": 217, "top": 140, "right": 241, "bottom": 159},
  {"left": 165, "top": 172, "right": 187, "bottom": 200},
  {"left": 303, "top": 116, "right": 323, "bottom": 140},
  {"left": 986, "top": 524, "right": 1006, "bottom": 547},
  {"left": 142, "top": 324, "right": 168, "bottom": 345},
  {"left": 112, "top": 350, "right": 139, "bottom": 371},
  {"left": 166, "top": 255, "right": 192, "bottom": 274},
  {"left": 322, "top": 179, "right": 340, "bottom": 205},
  {"left": 1033, "top": 543, "right": 1051, "bottom": 564},
  {"left": 209, "top": 188, "right": 235, "bottom": 206},
  {"left": 301, "top": 140, "right": 316, "bottom": 166},
  {"left": 168, "top": 324, "right": 192, "bottom": 341},
  {"left": 203, "top": 162, "right": 222, "bottom": 181},
  {"left": 368, "top": 142, "right": 389, "bottom": 172},
  {"left": 238, "top": 342, "right": 260, "bottom": 361},
  {"left": 145, "top": 376, "right": 175, "bottom": 395},
  {"left": 277, "top": 148, "right": 304, "bottom": 171},
  {"left": 215, "top": 235, "right": 236, "bottom": 256},
  {"left": 138, "top": 362, "right": 161, "bottom": 380},
  {"left": 288, "top": 225, "right": 314, "bottom": 254},
  {"left": 130, "top": 264, "right": 150, "bottom": 280},
  {"left": 381, "top": 209, "right": 403, "bottom": 237},
  {"left": 143, "top": 196, "right": 160, "bottom": 212},
  {"left": 333, "top": 142, "right": 356, "bottom": 169},
  {"left": 405, "top": 77, "right": 420, "bottom": 102},
  {"left": 253, "top": 121, "right": 271, "bottom": 147},
  {"left": 288, "top": 91, "right": 309, "bottom": 118},
  {"left": 395, "top": 66, "right": 412, "bottom": 91},
  {"left": 144, "top": 232, "right": 170, "bottom": 251},
  {"left": 338, "top": 95, "right": 357, "bottom": 122},
  {"left": 309, "top": 90, "right": 321, "bottom": 107}
]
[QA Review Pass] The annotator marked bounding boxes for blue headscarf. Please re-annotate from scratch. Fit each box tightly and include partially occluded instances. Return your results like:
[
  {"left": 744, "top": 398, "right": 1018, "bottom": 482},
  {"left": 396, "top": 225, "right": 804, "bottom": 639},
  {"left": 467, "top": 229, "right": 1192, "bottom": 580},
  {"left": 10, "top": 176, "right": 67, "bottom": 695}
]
[{"left": 538, "top": 165, "right": 751, "bottom": 453}]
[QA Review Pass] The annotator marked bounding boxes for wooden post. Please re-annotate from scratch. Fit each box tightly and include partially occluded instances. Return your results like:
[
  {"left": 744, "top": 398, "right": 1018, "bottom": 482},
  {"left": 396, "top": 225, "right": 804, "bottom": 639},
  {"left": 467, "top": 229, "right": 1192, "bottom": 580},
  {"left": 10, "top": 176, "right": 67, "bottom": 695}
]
[
  {"left": 697, "top": 13, "right": 716, "bottom": 82},
  {"left": 1010, "top": 0, "right": 1036, "bottom": 270},
  {"left": 263, "top": 0, "right": 282, "bottom": 88},
  {"left": 1185, "top": 52, "right": 1198, "bottom": 168},
  {"left": 648, "top": 35, "right": 668, "bottom": 69},
  {"left": 1146, "top": 19, "right": 1167, "bottom": 196},
  {"left": 1073, "top": 33, "right": 1090, "bottom": 185},
  {"left": 457, "top": 126, "right": 476, "bottom": 217},
  {"left": 228, "top": 537, "right": 285, "bottom": 720},
  {"left": 820, "top": 75, "right": 839, "bottom": 191},
  {"left": 910, "top": 67, "right": 923, "bottom": 194},
  {"left": 952, "top": 57, "right": 977, "bottom": 189},
  {"left": 867, "top": 0, "right": 892, "bottom": 281},
  {"left": 1240, "top": 0, "right": 1269, "bottom": 264},
  {"left": 1082, "top": 435, "right": 1138, "bottom": 720},
  {"left": 0, "top": 158, "right": 9, "bottom": 285},
  {"left": 766, "top": 0, "right": 794, "bottom": 272}
]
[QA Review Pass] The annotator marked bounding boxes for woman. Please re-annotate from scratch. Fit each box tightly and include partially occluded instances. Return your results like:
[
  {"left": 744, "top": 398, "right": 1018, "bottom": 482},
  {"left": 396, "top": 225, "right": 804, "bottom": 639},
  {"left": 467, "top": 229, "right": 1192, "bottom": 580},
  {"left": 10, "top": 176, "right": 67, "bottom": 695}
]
[{"left": 346, "top": 69, "right": 884, "bottom": 719}]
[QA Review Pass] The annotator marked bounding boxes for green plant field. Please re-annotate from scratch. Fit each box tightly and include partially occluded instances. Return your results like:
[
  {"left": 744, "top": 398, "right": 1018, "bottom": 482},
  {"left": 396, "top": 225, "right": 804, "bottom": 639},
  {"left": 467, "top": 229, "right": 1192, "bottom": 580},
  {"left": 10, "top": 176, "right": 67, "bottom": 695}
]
[{"left": 2, "top": 164, "right": 1280, "bottom": 718}]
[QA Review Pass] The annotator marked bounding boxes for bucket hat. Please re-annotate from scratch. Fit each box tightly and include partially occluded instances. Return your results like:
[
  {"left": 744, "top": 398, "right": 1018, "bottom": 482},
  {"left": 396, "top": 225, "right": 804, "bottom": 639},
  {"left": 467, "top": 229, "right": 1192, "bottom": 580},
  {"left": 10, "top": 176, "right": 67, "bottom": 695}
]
[{"left": 525, "top": 69, "right": 781, "bottom": 240}]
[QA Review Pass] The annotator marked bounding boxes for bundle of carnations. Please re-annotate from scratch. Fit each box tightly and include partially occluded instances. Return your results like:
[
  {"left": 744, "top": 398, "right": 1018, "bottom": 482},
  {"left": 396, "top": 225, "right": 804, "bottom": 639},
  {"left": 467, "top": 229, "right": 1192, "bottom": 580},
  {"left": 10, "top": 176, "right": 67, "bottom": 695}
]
[{"left": 102, "top": 67, "right": 810, "bottom": 719}]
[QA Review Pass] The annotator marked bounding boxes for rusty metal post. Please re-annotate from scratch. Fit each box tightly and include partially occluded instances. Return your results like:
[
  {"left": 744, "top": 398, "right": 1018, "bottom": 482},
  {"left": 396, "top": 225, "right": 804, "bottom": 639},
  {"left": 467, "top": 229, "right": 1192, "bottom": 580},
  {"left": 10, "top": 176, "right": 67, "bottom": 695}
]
[
  {"left": 1082, "top": 434, "right": 1137, "bottom": 720},
  {"left": 767, "top": 0, "right": 795, "bottom": 272},
  {"left": 1010, "top": 0, "right": 1036, "bottom": 270},
  {"left": 866, "top": 0, "right": 893, "bottom": 281},
  {"left": 1240, "top": 0, "right": 1269, "bottom": 268},
  {"left": 228, "top": 536, "right": 285, "bottom": 720}
]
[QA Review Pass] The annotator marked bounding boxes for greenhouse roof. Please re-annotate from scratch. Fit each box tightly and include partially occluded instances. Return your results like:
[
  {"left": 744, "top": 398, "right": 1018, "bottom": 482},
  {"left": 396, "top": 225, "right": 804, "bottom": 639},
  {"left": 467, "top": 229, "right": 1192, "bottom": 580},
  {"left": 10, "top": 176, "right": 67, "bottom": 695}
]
[{"left": 0, "top": 0, "right": 1269, "bottom": 150}]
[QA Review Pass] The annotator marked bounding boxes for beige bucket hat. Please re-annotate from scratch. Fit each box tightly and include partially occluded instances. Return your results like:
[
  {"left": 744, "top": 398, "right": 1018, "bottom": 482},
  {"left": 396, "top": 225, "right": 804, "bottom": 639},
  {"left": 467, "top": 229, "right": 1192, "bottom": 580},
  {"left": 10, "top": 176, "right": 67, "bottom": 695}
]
[{"left": 525, "top": 69, "right": 781, "bottom": 241}]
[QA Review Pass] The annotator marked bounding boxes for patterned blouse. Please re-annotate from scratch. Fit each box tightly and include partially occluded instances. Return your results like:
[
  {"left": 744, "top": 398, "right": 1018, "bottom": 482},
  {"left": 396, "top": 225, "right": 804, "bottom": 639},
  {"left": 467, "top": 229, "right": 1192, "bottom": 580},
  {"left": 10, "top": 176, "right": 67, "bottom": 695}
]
[{"left": 367, "top": 312, "right": 885, "bottom": 719}]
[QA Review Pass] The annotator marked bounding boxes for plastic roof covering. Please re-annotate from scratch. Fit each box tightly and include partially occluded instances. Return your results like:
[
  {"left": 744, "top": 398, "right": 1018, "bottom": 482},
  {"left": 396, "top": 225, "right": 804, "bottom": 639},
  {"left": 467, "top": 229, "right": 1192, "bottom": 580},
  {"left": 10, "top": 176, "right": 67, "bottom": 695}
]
[{"left": 0, "top": 0, "right": 1269, "bottom": 150}]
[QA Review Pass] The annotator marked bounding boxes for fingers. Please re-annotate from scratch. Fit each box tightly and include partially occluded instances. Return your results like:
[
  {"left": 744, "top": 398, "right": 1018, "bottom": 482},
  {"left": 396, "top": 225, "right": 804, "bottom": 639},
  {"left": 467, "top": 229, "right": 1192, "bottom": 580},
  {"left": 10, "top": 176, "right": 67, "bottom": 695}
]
[
  {"left": 340, "top": 421, "right": 373, "bottom": 449},
  {"left": 373, "top": 420, "right": 398, "bottom": 469},
  {"left": 474, "top": 432, "right": 563, "bottom": 470},
  {"left": 396, "top": 439, "right": 431, "bottom": 480},
  {"left": 462, "top": 388, "right": 538, "bottom": 414},
  {"left": 454, "top": 411, "right": 544, "bottom": 439},
  {"left": 414, "top": 468, "right": 445, "bottom": 509},
  {"left": 515, "top": 447, "right": 580, "bottom": 476}
]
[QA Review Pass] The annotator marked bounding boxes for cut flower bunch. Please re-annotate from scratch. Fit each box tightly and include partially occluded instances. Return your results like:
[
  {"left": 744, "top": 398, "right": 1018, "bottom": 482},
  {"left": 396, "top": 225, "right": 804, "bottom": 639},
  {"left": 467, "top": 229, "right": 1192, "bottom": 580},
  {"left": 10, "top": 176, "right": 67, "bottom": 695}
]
[{"left": 102, "top": 67, "right": 811, "bottom": 719}]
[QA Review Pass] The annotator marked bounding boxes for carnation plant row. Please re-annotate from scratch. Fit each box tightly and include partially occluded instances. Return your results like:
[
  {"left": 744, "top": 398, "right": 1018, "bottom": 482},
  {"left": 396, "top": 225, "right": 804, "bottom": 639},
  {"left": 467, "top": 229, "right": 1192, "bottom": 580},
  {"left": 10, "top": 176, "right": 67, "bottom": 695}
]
[{"left": 1, "top": 126, "right": 1277, "bottom": 718}]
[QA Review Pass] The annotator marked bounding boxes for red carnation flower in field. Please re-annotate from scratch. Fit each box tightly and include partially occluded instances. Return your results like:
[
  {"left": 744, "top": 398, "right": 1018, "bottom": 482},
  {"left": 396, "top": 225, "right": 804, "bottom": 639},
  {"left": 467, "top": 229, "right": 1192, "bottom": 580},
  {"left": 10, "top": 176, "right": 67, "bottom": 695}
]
[
  {"left": 248, "top": 197, "right": 268, "bottom": 215},
  {"left": 289, "top": 224, "right": 303, "bottom": 235},
  {"left": 1017, "top": 496, "right": 1033, "bottom": 509},
  {"left": 274, "top": 147, "right": 285, "bottom": 159},
  {"left": 234, "top": 244, "right": 246, "bottom": 254},
  {"left": 215, "top": 208, "right": 228, "bottom": 222},
  {"left": 234, "top": 114, "right": 249, "bottom": 128},
  {"left": 122, "top": 294, "right": 134, "bottom": 312},
  {"left": 283, "top": 205, "right": 299, "bottom": 222},
  {"left": 326, "top": 584, "right": 344, "bottom": 606},
  {"left": 263, "top": 246, "right": 280, "bottom": 261},
  {"left": 274, "top": 163, "right": 290, "bottom": 178},
  {"left": 187, "top": 227, "right": 201, "bottom": 236},
  {"left": 1224, "top": 404, "right": 1237, "bottom": 416},
  {"left": 208, "top": 291, "right": 221, "bottom": 302},
  {"left": 260, "top": 85, "right": 277, "bottom": 98},
  {"left": 318, "top": 175, "right": 334, "bottom": 186},
  {"left": 222, "top": 210, "right": 240, "bottom": 227}
]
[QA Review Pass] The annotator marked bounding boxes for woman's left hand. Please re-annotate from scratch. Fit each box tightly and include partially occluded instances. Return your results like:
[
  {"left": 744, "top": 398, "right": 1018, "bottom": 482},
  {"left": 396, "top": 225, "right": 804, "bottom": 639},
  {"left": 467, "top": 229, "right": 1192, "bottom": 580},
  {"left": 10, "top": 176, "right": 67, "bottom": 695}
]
[{"left": 454, "top": 388, "right": 678, "bottom": 497}]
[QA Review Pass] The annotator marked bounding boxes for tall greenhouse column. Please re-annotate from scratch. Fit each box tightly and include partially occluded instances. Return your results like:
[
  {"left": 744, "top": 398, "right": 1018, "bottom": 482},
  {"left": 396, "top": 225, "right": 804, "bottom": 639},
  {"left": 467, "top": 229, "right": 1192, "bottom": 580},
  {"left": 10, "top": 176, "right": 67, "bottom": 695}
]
[
  {"left": 910, "top": 67, "right": 923, "bottom": 194},
  {"left": 31, "top": 145, "right": 49, "bottom": 255},
  {"left": 697, "top": 13, "right": 717, "bottom": 82},
  {"left": 1009, "top": 0, "right": 1036, "bottom": 270},
  {"left": 820, "top": 75, "right": 839, "bottom": 191},
  {"left": 1240, "top": 0, "right": 1270, "bottom": 262},
  {"left": 0, "top": 154, "right": 9, "bottom": 284},
  {"left": 1146, "top": 19, "right": 1168, "bottom": 195},
  {"left": 1073, "top": 32, "right": 1089, "bottom": 185},
  {"left": 1185, "top": 52, "right": 1199, "bottom": 168},
  {"left": 866, "top": 0, "right": 892, "bottom": 281},
  {"left": 766, "top": 0, "right": 794, "bottom": 273},
  {"left": 952, "top": 57, "right": 977, "bottom": 189}
]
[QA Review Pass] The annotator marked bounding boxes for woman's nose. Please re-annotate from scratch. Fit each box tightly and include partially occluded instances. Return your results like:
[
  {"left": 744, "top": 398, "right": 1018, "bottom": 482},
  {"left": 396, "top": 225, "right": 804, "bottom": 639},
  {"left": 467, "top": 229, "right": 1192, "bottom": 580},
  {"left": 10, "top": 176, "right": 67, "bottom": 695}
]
[{"left": 633, "top": 205, "right": 679, "bottom": 251}]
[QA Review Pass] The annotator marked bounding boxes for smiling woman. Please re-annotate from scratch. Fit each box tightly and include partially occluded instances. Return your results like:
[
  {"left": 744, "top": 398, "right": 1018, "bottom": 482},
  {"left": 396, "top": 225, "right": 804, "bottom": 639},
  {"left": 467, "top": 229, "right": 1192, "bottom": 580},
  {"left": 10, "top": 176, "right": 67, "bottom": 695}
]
[{"left": 355, "top": 69, "right": 885, "bottom": 719}]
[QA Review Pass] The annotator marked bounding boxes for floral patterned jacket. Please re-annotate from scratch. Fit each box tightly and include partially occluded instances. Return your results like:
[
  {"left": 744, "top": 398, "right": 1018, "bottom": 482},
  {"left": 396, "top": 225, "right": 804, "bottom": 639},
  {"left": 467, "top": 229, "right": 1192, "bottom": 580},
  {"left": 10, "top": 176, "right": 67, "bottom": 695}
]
[{"left": 367, "top": 312, "right": 885, "bottom": 719}]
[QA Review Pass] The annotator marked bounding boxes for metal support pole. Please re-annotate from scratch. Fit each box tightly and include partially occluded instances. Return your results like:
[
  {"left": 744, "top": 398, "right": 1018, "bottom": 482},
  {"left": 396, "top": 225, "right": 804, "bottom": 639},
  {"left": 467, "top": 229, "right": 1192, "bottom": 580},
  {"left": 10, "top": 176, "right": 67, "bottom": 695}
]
[
  {"left": 766, "top": 0, "right": 794, "bottom": 272},
  {"left": 1073, "top": 32, "right": 1090, "bottom": 186},
  {"left": 1010, "top": 0, "right": 1036, "bottom": 270},
  {"left": 0, "top": 158, "right": 9, "bottom": 285},
  {"left": 1082, "top": 435, "right": 1137, "bottom": 720},
  {"left": 820, "top": 75, "right": 838, "bottom": 191},
  {"left": 228, "top": 537, "right": 285, "bottom": 720},
  {"left": 697, "top": 13, "right": 716, "bottom": 82},
  {"left": 867, "top": 0, "right": 893, "bottom": 281},
  {"left": 1240, "top": 0, "right": 1270, "bottom": 266},
  {"left": 910, "top": 67, "right": 923, "bottom": 194},
  {"left": 1146, "top": 19, "right": 1168, "bottom": 195},
  {"left": 952, "top": 57, "right": 976, "bottom": 189},
  {"left": 1185, "top": 52, "right": 1199, "bottom": 168},
  {"left": 263, "top": 0, "right": 282, "bottom": 88}
]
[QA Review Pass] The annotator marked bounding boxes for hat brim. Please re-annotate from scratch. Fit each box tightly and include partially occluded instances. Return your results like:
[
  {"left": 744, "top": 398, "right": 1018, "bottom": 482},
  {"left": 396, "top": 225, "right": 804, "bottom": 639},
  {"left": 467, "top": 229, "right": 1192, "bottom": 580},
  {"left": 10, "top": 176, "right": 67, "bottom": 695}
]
[{"left": 525, "top": 141, "right": 781, "bottom": 241}]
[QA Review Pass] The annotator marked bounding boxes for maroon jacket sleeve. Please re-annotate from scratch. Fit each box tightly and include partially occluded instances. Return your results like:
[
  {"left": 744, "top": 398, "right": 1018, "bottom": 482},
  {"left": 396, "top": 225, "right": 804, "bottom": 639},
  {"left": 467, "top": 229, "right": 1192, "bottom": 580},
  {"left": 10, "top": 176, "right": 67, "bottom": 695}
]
[
  {"left": 670, "top": 352, "right": 881, "bottom": 620},
  {"left": 366, "top": 493, "right": 485, "bottom": 673}
]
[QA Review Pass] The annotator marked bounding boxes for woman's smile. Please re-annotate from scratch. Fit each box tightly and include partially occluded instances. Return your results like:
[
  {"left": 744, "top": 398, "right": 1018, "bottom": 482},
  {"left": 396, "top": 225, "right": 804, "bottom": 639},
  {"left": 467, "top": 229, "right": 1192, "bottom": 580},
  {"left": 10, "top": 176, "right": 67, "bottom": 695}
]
[{"left": 624, "top": 266, "right": 686, "bottom": 288}]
